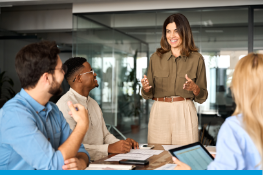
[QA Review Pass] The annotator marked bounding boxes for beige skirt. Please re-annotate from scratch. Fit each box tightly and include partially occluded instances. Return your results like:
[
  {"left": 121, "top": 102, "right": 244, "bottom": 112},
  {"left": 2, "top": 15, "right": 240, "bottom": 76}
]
[{"left": 148, "top": 99, "right": 198, "bottom": 145}]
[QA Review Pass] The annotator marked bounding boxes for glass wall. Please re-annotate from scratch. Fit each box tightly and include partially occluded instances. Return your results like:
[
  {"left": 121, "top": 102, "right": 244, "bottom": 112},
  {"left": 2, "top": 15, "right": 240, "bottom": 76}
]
[
  {"left": 73, "top": 6, "right": 258, "bottom": 144},
  {"left": 254, "top": 8, "right": 263, "bottom": 53},
  {"left": 73, "top": 15, "right": 149, "bottom": 138}
]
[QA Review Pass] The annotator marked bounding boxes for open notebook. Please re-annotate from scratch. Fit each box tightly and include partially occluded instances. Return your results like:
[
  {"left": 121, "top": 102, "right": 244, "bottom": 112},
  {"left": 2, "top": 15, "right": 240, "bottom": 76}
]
[{"left": 85, "top": 164, "right": 135, "bottom": 170}]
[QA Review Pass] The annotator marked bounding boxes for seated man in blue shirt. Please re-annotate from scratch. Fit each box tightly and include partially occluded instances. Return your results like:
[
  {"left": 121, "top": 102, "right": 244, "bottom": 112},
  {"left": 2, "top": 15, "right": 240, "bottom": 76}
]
[{"left": 0, "top": 41, "right": 90, "bottom": 170}]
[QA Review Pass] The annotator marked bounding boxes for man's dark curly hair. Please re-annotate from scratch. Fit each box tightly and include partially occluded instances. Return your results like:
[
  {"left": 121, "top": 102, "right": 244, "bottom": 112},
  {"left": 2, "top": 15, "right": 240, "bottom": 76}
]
[
  {"left": 15, "top": 41, "right": 60, "bottom": 89},
  {"left": 63, "top": 57, "right": 87, "bottom": 82}
]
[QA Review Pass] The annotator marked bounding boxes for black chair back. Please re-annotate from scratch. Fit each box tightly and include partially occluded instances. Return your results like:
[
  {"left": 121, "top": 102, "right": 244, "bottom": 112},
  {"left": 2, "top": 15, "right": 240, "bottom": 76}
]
[{"left": 0, "top": 99, "right": 7, "bottom": 108}]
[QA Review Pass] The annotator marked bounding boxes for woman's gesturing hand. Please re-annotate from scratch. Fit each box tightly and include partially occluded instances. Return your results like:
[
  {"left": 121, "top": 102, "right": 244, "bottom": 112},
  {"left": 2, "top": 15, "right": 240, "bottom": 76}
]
[
  {"left": 141, "top": 75, "right": 152, "bottom": 93},
  {"left": 183, "top": 74, "right": 200, "bottom": 96}
]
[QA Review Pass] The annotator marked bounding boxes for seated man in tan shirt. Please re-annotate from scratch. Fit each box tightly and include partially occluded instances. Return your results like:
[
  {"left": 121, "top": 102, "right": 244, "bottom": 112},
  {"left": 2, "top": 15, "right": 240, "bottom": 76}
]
[{"left": 57, "top": 57, "right": 139, "bottom": 161}]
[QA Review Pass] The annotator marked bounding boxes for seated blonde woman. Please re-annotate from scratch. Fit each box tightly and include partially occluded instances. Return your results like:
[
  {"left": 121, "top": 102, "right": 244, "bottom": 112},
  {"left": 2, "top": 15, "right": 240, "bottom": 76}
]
[{"left": 173, "top": 53, "right": 263, "bottom": 170}]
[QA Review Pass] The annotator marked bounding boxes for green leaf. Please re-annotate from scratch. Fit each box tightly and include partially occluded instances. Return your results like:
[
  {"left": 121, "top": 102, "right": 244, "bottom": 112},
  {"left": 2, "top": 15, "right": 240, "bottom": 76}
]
[
  {"left": 6, "top": 87, "right": 16, "bottom": 99},
  {"left": 0, "top": 71, "right": 16, "bottom": 100},
  {"left": 6, "top": 79, "right": 14, "bottom": 87},
  {"left": 0, "top": 71, "right": 6, "bottom": 81}
]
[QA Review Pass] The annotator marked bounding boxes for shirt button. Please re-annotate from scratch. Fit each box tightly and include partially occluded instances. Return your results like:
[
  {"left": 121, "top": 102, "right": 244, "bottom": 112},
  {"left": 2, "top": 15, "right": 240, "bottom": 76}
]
[
  {"left": 43, "top": 109, "right": 45, "bottom": 111},
  {"left": 48, "top": 138, "right": 50, "bottom": 141}
]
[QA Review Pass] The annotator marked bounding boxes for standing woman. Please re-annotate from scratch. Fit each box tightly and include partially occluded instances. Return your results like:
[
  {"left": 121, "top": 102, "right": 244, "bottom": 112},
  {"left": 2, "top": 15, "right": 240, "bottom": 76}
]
[{"left": 141, "top": 13, "right": 208, "bottom": 145}]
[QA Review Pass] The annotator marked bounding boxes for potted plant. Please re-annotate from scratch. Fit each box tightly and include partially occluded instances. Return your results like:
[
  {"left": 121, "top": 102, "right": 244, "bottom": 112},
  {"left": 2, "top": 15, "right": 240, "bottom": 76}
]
[{"left": 0, "top": 71, "right": 16, "bottom": 100}]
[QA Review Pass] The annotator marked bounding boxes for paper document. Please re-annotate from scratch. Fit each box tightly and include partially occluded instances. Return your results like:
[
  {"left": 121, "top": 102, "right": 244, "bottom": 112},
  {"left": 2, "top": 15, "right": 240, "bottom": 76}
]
[
  {"left": 155, "top": 164, "right": 177, "bottom": 170},
  {"left": 205, "top": 146, "right": 216, "bottom": 154},
  {"left": 129, "top": 149, "right": 163, "bottom": 155},
  {"left": 105, "top": 148, "right": 163, "bottom": 162},
  {"left": 105, "top": 153, "right": 152, "bottom": 161},
  {"left": 162, "top": 145, "right": 182, "bottom": 151},
  {"left": 85, "top": 164, "right": 135, "bottom": 170}
]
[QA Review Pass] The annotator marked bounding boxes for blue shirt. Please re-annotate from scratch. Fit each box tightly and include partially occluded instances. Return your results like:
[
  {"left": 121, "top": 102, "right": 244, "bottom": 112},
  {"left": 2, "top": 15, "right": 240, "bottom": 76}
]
[
  {"left": 208, "top": 114, "right": 261, "bottom": 170},
  {"left": 0, "top": 89, "right": 89, "bottom": 170}
]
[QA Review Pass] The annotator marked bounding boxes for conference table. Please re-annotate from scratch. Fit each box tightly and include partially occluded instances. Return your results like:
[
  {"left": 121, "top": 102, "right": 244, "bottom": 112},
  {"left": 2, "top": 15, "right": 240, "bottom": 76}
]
[{"left": 91, "top": 144, "right": 174, "bottom": 170}]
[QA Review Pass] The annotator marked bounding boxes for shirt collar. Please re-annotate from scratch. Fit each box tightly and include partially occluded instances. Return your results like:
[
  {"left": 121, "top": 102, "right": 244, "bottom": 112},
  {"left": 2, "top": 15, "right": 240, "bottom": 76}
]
[
  {"left": 69, "top": 88, "right": 89, "bottom": 105},
  {"left": 164, "top": 50, "right": 188, "bottom": 62},
  {"left": 20, "top": 88, "right": 50, "bottom": 114}
]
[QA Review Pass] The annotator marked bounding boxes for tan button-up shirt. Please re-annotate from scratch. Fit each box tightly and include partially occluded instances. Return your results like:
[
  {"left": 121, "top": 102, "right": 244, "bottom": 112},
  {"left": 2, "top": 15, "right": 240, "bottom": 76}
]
[
  {"left": 56, "top": 88, "right": 119, "bottom": 161},
  {"left": 141, "top": 51, "right": 208, "bottom": 104}
]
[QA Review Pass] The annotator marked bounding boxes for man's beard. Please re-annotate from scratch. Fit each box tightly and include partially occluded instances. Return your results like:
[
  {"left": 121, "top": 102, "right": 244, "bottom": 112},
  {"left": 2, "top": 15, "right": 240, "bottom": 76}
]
[{"left": 48, "top": 76, "right": 63, "bottom": 96}]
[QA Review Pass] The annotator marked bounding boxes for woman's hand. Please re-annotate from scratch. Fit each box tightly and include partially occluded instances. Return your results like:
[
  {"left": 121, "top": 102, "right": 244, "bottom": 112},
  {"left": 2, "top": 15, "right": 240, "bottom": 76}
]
[
  {"left": 141, "top": 75, "right": 152, "bottom": 93},
  {"left": 183, "top": 74, "right": 200, "bottom": 96},
  {"left": 172, "top": 157, "right": 192, "bottom": 170}
]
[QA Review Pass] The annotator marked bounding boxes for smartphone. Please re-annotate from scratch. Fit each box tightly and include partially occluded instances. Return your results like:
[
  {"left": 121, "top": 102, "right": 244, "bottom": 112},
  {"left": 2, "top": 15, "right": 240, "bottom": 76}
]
[
  {"left": 119, "top": 159, "right": 149, "bottom": 165},
  {"left": 140, "top": 144, "right": 154, "bottom": 149}
]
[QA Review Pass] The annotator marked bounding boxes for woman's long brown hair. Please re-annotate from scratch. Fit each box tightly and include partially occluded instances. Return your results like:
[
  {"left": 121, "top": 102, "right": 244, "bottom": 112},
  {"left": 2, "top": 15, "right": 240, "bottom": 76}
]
[{"left": 156, "top": 13, "right": 198, "bottom": 58}]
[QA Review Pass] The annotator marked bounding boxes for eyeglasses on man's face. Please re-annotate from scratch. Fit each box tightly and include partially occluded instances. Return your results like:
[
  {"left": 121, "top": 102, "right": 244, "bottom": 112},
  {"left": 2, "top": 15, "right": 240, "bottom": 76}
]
[{"left": 73, "top": 70, "right": 95, "bottom": 82}]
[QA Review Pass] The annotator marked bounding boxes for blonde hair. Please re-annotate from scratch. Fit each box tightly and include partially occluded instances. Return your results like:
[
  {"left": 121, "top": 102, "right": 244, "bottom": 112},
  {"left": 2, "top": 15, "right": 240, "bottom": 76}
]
[{"left": 232, "top": 53, "right": 263, "bottom": 168}]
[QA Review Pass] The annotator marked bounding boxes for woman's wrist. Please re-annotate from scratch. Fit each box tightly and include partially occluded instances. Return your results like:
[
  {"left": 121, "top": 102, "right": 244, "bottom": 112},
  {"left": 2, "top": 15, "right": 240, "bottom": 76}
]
[
  {"left": 143, "top": 87, "right": 150, "bottom": 93},
  {"left": 193, "top": 84, "right": 200, "bottom": 96}
]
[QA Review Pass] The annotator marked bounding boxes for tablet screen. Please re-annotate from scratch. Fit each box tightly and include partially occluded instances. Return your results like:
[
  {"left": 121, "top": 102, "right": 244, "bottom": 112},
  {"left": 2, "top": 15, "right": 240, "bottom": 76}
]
[{"left": 172, "top": 145, "right": 213, "bottom": 170}]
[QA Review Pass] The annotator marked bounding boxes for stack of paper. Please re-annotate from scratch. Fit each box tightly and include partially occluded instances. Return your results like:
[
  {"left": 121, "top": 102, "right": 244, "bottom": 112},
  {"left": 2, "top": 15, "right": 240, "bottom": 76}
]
[
  {"left": 105, "top": 149, "right": 164, "bottom": 162},
  {"left": 162, "top": 145, "right": 182, "bottom": 151},
  {"left": 129, "top": 149, "right": 163, "bottom": 155},
  {"left": 86, "top": 164, "right": 135, "bottom": 170},
  {"left": 205, "top": 146, "right": 216, "bottom": 154},
  {"left": 155, "top": 164, "right": 177, "bottom": 170},
  {"left": 105, "top": 153, "right": 152, "bottom": 161}
]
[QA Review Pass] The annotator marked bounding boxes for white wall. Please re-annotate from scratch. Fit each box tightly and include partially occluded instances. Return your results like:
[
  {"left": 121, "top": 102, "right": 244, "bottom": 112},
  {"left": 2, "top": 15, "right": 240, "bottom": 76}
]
[
  {"left": 0, "top": 8, "right": 72, "bottom": 32},
  {"left": 73, "top": 0, "right": 263, "bottom": 13}
]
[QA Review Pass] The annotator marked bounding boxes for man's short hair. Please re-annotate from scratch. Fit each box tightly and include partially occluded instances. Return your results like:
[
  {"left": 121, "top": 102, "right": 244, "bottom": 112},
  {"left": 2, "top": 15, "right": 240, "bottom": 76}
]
[
  {"left": 63, "top": 57, "right": 87, "bottom": 82},
  {"left": 15, "top": 41, "right": 60, "bottom": 89}
]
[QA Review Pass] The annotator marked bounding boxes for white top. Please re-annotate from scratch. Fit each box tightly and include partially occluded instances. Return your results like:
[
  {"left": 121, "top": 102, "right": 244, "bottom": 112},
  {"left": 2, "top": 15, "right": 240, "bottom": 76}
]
[
  {"left": 56, "top": 88, "right": 119, "bottom": 161},
  {"left": 208, "top": 114, "right": 261, "bottom": 170}
]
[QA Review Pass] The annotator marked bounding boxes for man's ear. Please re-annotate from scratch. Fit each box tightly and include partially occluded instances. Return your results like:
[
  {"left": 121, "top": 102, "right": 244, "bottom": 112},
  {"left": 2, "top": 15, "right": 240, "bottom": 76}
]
[
  {"left": 75, "top": 74, "right": 82, "bottom": 83},
  {"left": 42, "top": 73, "right": 52, "bottom": 85}
]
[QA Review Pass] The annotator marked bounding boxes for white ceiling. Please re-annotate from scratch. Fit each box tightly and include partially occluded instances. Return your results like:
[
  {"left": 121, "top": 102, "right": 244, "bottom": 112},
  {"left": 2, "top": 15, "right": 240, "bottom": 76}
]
[{"left": 1, "top": 0, "right": 263, "bottom": 7}]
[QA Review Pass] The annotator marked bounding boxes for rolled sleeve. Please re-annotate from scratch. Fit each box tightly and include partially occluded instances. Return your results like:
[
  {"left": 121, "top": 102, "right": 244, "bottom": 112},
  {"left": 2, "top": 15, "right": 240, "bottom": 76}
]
[
  {"left": 53, "top": 150, "right": 65, "bottom": 170},
  {"left": 141, "top": 88, "right": 153, "bottom": 99},
  {"left": 194, "top": 56, "right": 208, "bottom": 104}
]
